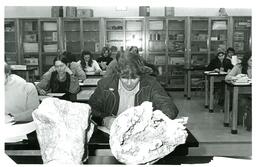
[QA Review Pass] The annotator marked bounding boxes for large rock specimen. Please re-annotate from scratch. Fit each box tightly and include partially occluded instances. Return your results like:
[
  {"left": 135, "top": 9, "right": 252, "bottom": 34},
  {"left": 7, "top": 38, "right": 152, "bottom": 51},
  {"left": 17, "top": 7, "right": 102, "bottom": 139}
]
[
  {"left": 32, "top": 97, "right": 94, "bottom": 164},
  {"left": 109, "top": 101, "right": 188, "bottom": 164}
]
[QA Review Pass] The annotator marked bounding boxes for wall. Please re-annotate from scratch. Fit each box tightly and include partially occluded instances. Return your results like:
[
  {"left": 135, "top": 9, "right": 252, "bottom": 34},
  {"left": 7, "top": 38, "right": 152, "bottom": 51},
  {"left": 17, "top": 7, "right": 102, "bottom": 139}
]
[{"left": 5, "top": 6, "right": 251, "bottom": 18}]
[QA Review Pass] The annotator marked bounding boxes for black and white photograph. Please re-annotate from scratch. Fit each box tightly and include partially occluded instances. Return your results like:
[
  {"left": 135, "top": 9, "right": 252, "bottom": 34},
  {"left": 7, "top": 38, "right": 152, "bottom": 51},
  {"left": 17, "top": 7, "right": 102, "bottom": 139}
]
[{"left": 1, "top": 0, "right": 254, "bottom": 166}]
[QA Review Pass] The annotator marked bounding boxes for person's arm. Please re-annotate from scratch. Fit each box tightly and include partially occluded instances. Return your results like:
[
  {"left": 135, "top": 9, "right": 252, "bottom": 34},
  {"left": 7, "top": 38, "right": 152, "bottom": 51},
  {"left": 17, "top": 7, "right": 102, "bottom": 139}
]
[
  {"left": 13, "top": 83, "right": 40, "bottom": 122},
  {"left": 225, "top": 65, "right": 241, "bottom": 81},
  {"left": 36, "top": 71, "right": 52, "bottom": 95},
  {"left": 93, "top": 60, "right": 102, "bottom": 73},
  {"left": 68, "top": 74, "right": 80, "bottom": 94},
  {"left": 151, "top": 79, "right": 179, "bottom": 119},
  {"left": 88, "top": 80, "right": 110, "bottom": 124},
  {"left": 42, "top": 66, "right": 56, "bottom": 78},
  {"left": 104, "top": 60, "right": 118, "bottom": 78},
  {"left": 206, "top": 59, "right": 217, "bottom": 71},
  {"left": 72, "top": 62, "right": 86, "bottom": 81}
]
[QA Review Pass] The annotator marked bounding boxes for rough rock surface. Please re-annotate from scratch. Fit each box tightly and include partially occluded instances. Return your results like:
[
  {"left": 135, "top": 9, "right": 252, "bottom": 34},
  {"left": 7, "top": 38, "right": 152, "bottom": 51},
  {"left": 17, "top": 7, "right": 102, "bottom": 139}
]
[
  {"left": 32, "top": 97, "right": 94, "bottom": 164},
  {"left": 109, "top": 101, "right": 188, "bottom": 164}
]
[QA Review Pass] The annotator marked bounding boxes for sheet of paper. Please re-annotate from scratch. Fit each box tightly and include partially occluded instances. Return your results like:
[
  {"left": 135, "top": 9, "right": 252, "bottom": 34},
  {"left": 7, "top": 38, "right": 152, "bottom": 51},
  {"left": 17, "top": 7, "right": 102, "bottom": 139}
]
[
  {"left": 97, "top": 126, "right": 110, "bottom": 135},
  {"left": 4, "top": 121, "right": 36, "bottom": 143},
  {"left": 47, "top": 93, "right": 65, "bottom": 97}
]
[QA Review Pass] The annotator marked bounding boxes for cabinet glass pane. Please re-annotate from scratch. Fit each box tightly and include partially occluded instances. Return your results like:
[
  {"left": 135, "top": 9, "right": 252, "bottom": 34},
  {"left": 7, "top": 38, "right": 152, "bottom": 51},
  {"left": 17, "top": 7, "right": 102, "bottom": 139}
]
[
  {"left": 125, "top": 20, "right": 143, "bottom": 51},
  {"left": 233, "top": 17, "right": 251, "bottom": 59},
  {"left": 22, "top": 20, "right": 39, "bottom": 53},
  {"left": 5, "top": 20, "right": 17, "bottom": 64},
  {"left": 64, "top": 21, "right": 81, "bottom": 53},
  {"left": 210, "top": 20, "right": 228, "bottom": 53},
  {"left": 41, "top": 21, "right": 58, "bottom": 53},
  {"left": 106, "top": 20, "right": 124, "bottom": 50}
]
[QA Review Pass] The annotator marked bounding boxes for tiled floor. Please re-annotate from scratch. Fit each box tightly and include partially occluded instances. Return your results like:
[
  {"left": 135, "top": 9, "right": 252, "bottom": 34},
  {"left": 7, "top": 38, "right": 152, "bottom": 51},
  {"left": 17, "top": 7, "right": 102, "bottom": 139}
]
[{"left": 170, "top": 91, "right": 252, "bottom": 156}]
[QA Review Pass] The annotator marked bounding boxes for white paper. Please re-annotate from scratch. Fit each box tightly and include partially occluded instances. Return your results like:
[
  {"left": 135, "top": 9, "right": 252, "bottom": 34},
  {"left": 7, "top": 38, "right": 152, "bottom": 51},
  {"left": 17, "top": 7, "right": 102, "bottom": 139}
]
[
  {"left": 97, "top": 126, "right": 110, "bottom": 134},
  {"left": 47, "top": 93, "right": 65, "bottom": 97},
  {"left": 5, "top": 121, "right": 36, "bottom": 143},
  {"left": 77, "top": 90, "right": 95, "bottom": 101}
]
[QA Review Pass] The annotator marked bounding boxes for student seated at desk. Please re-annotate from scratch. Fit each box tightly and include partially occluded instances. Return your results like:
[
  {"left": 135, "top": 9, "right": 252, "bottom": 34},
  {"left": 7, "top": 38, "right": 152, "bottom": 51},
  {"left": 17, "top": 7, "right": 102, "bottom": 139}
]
[
  {"left": 45, "top": 51, "right": 86, "bottom": 81},
  {"left": 97, "top": 47, "right": 113, "bottom": 70},
  {"left": 206, "top": 51, "right": 233, "bottom": 106},
  {"left": 36, "top": 55, "right": 80, "bottom": 101},
  {"left": 225, "top": 53, "right": 252, "bottom": 131},
  {"left": 207, "top": 51, "right": 233, "bottom": 72},
  {"left": 88, "top": 51, "right": 179, "bottom": 129},
  {"left": 5, "top": 62, "right": 39, "bottom": 122},
  {"left": 79, "top": 50, "right": 102, "bottom": 74}
]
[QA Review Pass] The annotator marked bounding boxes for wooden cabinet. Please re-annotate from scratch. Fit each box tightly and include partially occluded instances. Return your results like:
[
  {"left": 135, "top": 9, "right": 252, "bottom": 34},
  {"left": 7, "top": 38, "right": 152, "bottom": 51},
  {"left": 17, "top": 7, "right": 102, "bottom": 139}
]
[
  {"left": 145, "top": 17, "right": 167, "bottom": 84},
  {"left": 4, "top": 16, "right": 251, "bottom": 87},
  {"left": 5, "top": 19, "right": 19, "bottom": 65},
  {"left": 20, "top": 19, "right": 40, "bottom": 77},
  {"left": 231, "top": 16, "right": 251, "bottom": 59},
  {"left": 39, "top": 18, "right": 60, "bottom": 74},
  {"left": 167, "top": 17, "right": 187, "bottom": 89}
]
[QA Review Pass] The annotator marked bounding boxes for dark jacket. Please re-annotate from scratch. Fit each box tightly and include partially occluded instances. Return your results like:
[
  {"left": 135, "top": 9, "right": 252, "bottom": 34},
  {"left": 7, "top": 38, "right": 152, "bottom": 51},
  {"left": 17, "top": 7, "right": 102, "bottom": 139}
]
[
  {"left": 88, "top": 74, "right": 179, "bottom": 124},
  {"left": 206, "top": 58, "right": 233, "bottom": 72},
  {"left": 96, "top": 56, "right": 113, "bottom": 66}
]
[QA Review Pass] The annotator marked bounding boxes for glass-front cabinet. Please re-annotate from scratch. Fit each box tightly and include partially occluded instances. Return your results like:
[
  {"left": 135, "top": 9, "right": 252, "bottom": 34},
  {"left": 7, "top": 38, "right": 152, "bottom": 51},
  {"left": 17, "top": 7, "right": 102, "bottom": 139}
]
[
  {"left": 63, "top": 19, "right": 81, "bottom": 60},
  {"left": 231, "top": 16, "right": 251, "bottom": 60},
  {"left": 209, "top": 17, "right": 229, "bottom": 61},
  {"left": 82, "top": 19, "right": 101, "bottom": 57},
  {"left": 105, "top": 18, "right": 124, "bottom": 51},
  {"left": 166, "top": 17, "right": 187, "bottom": 89},
  {"left": 146, "top": 17, "right": 167, "bottom": 85},
  {"left": 5, "top": 19, "right": 18, "bottom": 65},
  {"left": 40, "top": 19, "right": 59, "bottom": 74},
  {"left": 20, "top": 19, "right": 40, "bottom": 78}
]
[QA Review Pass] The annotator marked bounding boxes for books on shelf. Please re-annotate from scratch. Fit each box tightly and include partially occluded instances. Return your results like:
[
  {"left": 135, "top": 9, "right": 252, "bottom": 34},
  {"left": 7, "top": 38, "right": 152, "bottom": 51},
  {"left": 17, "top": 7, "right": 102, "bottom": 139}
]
[
  {"left": 43, "top": 22, "right": 57, "bottom": 31},
  {"left": 23, "top": 43, "right": 39, "bottom": 52},
  {"left": 43, "top": 44, "right": 58, "bottom": 52},
  {"left": 10, "top": 65, "right": 27, "bottom": 70}
]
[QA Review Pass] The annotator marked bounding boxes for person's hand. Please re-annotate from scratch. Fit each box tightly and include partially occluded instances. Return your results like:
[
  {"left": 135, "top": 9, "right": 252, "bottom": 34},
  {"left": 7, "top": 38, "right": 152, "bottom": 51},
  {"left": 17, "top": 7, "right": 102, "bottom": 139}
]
[
  {"left": 5, "top": 113, "right": 15, "bottom": 124},
  {"left": 103, "top": 116, "right": 116, "bottom": 129},
  {"left": 64, "top": 66, "right": 73, "bottom": 75},
  {"left": 38, "top": 89, "right": 47, "bottom": 95},
  {"left": 220, "top": 67, "right": 224, "bottom": 72},
  {"left": 236, "top": 74, "right": 247, "bottom": 78},
  {"left": 100, "top": 62, "right": 107, "bottom": 70},
  {"left": 49, "top": 66, "right": 56, "bottom": 73},
  {"left": 214, "top": 68, "right": 220, "bottom": 72}
]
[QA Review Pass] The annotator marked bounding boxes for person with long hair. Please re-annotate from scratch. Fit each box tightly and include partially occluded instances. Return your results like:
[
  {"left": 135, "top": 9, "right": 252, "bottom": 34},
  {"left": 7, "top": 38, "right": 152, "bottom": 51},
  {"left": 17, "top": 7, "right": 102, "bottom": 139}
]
[
  {"left": 89, "top": 51, "right": 178, "bottom": 129},
  {"left": 80, "top": 50, "right": 102, "bottom": 74},
  {"left": 44, "top": 51, "right": 86, "bottom": 81},
  {"left": 97, "top": 47, "right": 113, "bottom": 70},
  {"left": 225, "top": 53, "right": 252, "bottom": 131},
  {"left": 36, "top": 55, "right": 80, "bottom": 101},
  {"left": 207, "top": 51, "right": 233, "bottom": 72}
]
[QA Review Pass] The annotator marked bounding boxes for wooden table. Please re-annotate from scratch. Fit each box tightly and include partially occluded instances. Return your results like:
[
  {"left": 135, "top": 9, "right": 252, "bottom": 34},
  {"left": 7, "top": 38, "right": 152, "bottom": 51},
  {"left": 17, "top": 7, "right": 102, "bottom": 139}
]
[
  {"left": 184, "top": 66, "right": 205, "bottom": 100},
  {"left": 76, "top": 87, "right": 96, "bottom": 102},
  {"left": 11, "top": 67, "right": 37, "bottom": 82},
  {"left": 204, "top": 71, "right": 227, "bottom": 112},
  {"left": 223, "top": 81, "right": 251, "bottom": 134},
  {"left": 5, "top": 127, "right": 199, "bottom": 164}
]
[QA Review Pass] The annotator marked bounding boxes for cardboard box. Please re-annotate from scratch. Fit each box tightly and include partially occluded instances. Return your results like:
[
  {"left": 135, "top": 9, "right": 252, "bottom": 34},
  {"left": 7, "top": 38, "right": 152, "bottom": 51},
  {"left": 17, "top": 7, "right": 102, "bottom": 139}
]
[
  {"left": 139, "top": 6, "right": 150, "bottom": 16},
  {"left": 77, "top": 9, "right": 93, "bottom": 17},
  {"left": 66, "top": 7, "right": 77, "bottom": 17},
  {"left": 165, "top": 7, "right": 175, "bottom": 16}
]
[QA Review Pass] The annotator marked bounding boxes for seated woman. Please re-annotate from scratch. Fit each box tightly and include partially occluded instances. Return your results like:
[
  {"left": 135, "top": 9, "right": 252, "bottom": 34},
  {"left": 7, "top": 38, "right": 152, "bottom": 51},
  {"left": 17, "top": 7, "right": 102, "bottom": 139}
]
[
  {"left": 5, "top": 62, "right": 39, "bottom": 122},
  {"left": 89, "top": 51, "right": 178, "bottom": 129},
  {"left": 79, "top": 50, "right": 102, "bottom": 75},
  {"left": 36, "top": 55, "right": 80, "bottom": 101},
  {"left": 225, "top": 53, "right": 252, "bottom": 131},
  {"left": 97, "top": 47, "right": 113, "bottom": 70},
  {"left": 207, "top": 51, "right": 233, "bottom": 72},
  {"left": 45, "top": 51, "right": 86, "bottom": 81}
]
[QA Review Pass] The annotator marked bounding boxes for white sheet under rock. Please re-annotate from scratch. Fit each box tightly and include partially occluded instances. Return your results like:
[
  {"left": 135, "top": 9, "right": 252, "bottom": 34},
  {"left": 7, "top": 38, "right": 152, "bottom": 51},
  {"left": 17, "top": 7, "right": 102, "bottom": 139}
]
[
  {"left": 109, "top": 101, "right": 188, "bottom": 164},
  {"left": 32, "top": 97, "right": 94, "bottom": 164}
]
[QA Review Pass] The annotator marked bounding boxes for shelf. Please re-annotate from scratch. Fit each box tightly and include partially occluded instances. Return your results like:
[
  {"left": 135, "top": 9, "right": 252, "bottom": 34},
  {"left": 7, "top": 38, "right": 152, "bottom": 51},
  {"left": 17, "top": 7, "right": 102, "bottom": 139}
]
[
  {"left": 148, "top": 51, "right": 165, "bottom": 54},
  {"left": 5, "top": 41, "right": 16, "bottom": 43},
  {"left": 5, "top": 52, "right": 17, "bottom": 54},
  {"left": 106, "top": 29, "right": 123, "bottom": 32},
  {"left": 83, "top": 30, "right": 99, "bottom": 32},
  {"left": 5, "top": 31, "right": 15, "bottom": 33},
  {"left": 42, "top": 52, "right": 58, "bottom": 55},
  {"left": 191, "top": 40, "right": 208, "bottom": 42},
  {"left": 64, "top": 30, "right": 80, "bottom": 32},
  {"left": 168, "top": 52, "right": 185, "bottom": 54},
  {"left": 168, "top": 29, "right": 185, "bottom": 31},
  {"left": 106, "top": 40, "right": 123, "bottom": 42},
  {"left": 191, "top": 52, "right": 208, "bottom": 54},
  {"left": 42, "top": 30, "right": 57, "bottom": 32},
  {"left": 125, "top": 30, "right": 142, "bottom": 32},
  {"left": 192, "top": 29, "right": 208, "bottom": 31},
  {"left": 66, "top": 40, "right": 80, "bottom": 42},
  {"left": 210, "top": 40, "right": 227, "bottom": 42}
]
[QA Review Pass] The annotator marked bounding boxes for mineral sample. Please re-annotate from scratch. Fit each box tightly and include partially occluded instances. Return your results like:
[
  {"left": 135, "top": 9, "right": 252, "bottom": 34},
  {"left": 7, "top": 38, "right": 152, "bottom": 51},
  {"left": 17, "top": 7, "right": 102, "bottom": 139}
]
[
  {"left": 32, "top": 97, "right": 94, "bottom": 164},
  {"left": 109, "top": 101, "right": 188, "bottom": 164}
]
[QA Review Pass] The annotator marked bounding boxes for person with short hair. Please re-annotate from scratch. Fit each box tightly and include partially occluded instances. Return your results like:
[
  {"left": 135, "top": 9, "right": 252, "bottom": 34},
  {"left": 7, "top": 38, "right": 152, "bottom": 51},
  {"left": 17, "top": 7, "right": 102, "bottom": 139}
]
[
  {"left": 5, "top": 62, "right": 39, "bottom": 122},
  {"left": 89, "top": 51, "right": 179, "bottom": 129},
  {"left": 207, "top": 51, "right": 233, "bottom": 72},
  {"left": 36, "top": 55, "right": 80, "bottom": 101}
]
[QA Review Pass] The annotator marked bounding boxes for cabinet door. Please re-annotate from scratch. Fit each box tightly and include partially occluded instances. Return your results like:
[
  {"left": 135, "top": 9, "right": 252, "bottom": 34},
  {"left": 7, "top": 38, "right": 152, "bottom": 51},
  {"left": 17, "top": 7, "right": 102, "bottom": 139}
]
[
  {"left": 125, "top": 19, "right": 144, "bottom": 55},
  {"left": 5, "top": 19, "right": 18, "bottom": 65},
  {"left": 146, "top": 18, "right": 167, "bottom": 85},
  {"left": 190, "top": 17, "right": 209, "bottom": 67},
  {"left": 105, "top": 19, "right": 125, "bottom": 52},
  {"left": 21, "top": 19, "right": 40, "bottom": 77},
  {"left": 232, "top": 16, "right": 251, "bottom": 59},
  {"left": 63, "top": 19, "right": 81, "bottom": 60},
  {"left": 167, "top": 17, "right": 186, "bottom": 89},
  {"left": 40, "top": 19, "right": 59, "bottom": 73},
  {"left": 209, "top": 17, "right": 229, "bottom": 61},
  {"left": 82, "top": 19, "right": 101, "bottom": 59}
]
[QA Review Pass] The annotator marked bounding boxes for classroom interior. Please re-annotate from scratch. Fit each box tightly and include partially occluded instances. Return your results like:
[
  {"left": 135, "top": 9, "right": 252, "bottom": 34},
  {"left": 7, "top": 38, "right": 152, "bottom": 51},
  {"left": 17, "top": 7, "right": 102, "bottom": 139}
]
[{"left": 4, "top": 6, "right": 252, "bottom": 164}]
